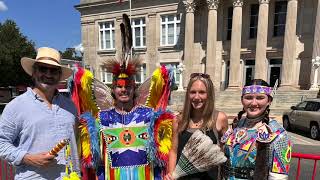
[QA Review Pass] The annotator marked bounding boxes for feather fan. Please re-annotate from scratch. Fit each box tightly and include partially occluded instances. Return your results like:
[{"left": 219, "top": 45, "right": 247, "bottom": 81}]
[{"left": 173, "top": 130, "right": 227, "bottom": 179}]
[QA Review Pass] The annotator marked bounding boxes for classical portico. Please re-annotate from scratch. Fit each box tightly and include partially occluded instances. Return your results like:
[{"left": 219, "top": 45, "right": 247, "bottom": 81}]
[
  {"left": 76, "top": 0, "right": 318, "bottom": 92},
  {"left": 182, "top": 0, "right": 305, "bottom": 90}
]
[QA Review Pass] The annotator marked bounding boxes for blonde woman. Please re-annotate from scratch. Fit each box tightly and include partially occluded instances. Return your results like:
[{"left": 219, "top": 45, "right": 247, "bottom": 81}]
[{"left": 166, "top": 73, "right": 228, "bottom": 180}]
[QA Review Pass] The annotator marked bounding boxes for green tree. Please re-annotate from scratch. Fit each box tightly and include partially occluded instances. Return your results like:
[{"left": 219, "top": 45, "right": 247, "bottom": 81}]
[
  {"left": 61, "top": 48, "right": 81, "bottom": 61},
  {"left": 0, "top": 20, "right": 36, "bottom": 87}
]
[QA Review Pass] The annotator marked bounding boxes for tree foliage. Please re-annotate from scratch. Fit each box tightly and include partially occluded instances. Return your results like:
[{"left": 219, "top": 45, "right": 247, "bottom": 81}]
[
  {"left": 61, "top": 48, "right": 82, "bottom": 61},
  {"left": 0, "top": 20, "right": 36, "bottom": 87}
]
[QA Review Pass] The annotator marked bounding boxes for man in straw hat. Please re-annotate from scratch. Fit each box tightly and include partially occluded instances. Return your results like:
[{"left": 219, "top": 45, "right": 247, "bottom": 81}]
[{"left": 0, "top": 47, "right": 80, "bottom": 179}]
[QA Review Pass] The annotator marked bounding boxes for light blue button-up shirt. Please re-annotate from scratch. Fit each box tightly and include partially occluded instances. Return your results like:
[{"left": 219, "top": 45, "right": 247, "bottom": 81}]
[{"left": 0, "top": 88, "right": 80, "bottom": 180}]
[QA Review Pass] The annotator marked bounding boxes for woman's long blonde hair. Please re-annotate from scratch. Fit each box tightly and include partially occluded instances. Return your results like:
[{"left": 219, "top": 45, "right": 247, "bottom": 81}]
[{"left": 179, "top": 75, "right": 216, "bottom": 132}]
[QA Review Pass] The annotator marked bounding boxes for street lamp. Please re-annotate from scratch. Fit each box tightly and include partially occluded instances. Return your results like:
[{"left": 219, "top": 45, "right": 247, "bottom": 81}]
[
  {"left": 310, "top": 56, "right": 320, "bottom": 90},
  {"left": 177, "top": 62, "right": 185, "bottom": 91}
]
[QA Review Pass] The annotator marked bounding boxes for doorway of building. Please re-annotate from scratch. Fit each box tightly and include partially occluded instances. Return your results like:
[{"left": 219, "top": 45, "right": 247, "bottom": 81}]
[
  {"left": 268, "top": 59, "right": 282, "bottom": 87},
  {"left": 224, "top": 61, "right": 230, "bottom": 89},
  {"left": 244, "top": 60, "right": 255, "bottom": 85}
]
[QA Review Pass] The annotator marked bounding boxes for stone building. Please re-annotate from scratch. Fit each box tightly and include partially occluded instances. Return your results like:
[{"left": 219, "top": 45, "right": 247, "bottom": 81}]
[{"left": 75, "top": 0, "right": 320, "bottom": 92}]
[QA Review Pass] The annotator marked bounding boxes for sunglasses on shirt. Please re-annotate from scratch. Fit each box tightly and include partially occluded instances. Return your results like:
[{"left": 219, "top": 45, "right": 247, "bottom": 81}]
[
  {"left": 36, "top": 65, "right": 61, "bottom": 75},
  {"left": 190, "top": 73, "right": 210, "bottom": 79}
]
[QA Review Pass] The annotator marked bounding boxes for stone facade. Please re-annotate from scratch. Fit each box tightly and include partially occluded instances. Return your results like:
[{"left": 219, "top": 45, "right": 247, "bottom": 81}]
[{"left": 76, "top": 0, "right": 320, "bottom": 91}]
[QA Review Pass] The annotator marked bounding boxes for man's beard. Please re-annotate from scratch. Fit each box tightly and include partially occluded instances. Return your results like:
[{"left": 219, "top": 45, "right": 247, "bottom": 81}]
[{"left": 34, "top": 76, "right": 60, "bottom": 88}]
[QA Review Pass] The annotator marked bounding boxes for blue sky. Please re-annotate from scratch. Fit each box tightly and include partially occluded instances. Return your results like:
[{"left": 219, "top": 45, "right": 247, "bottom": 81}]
[{"left": 0, "top": 0, "right": 81, "bottom": 51}]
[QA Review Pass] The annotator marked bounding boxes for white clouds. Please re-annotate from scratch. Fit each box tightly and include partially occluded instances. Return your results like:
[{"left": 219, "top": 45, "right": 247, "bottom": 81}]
[
  {"left": 0, "top": 1, "right": 8, "bottom": 12},
  {"left": 73, "top": 43, "right": 84, "bottom": 53}
]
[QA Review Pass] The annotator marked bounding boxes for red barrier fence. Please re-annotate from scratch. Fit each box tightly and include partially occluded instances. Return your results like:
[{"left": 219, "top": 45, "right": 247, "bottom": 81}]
[
  {"left": 0, "top": 152, "right": 319, "bottom": 180},
  {"left": 0, "top": 159, "right": 14, "bottom": 180},
  {"left": 292, "top": 152, "right": 320, "bottom": 180}
]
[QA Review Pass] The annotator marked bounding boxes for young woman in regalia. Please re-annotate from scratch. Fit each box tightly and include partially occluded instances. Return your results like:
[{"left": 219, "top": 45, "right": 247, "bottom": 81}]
[{"left": 221, "top": 79, "right": 291, "bottom": 180}]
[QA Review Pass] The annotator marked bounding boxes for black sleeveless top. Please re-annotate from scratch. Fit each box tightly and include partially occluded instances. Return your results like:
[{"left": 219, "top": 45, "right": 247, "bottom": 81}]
[{"left": 177, "top": 129, "right": 219, "bottom": 180}]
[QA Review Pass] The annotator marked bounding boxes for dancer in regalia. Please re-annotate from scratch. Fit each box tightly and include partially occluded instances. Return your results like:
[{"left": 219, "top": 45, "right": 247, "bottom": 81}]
[
  {"left": 69, "top": 14, "right": 175, "bottom": 180},
  {"left": 221, "top": 79, "right": 291, "bottom": 180}
]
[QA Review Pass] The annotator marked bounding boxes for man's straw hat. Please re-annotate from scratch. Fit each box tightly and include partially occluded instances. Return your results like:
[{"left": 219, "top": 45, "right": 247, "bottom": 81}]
[{"left": 21, "top": 47, "right": 73, "bottom": 80}]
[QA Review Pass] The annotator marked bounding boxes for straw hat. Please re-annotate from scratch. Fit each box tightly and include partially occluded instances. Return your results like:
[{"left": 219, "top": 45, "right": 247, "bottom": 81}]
[{"left": 21, "top": 47, "right": 73, "bottom": 80}]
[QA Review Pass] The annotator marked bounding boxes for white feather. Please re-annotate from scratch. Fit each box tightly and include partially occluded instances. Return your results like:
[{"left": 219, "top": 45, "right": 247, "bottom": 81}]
[{"left": 173, "top": 130, "right": 227, "bottom": 179}]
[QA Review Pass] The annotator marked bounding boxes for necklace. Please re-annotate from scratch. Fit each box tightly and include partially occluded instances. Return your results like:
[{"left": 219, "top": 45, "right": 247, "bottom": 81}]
[{"left": 190, "top": 119, "right": 203, "bottom": 127}]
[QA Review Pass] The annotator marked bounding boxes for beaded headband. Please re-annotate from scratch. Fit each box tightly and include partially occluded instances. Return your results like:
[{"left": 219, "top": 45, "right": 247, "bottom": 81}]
[{"left": 242, "top": 85, "right": 272, "bottom": 96}]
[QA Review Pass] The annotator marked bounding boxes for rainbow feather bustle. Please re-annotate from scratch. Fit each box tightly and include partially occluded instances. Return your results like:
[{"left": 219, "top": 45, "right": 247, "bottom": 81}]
[{"left": 148, "top": 111, "right": 174, "bottom": 169}]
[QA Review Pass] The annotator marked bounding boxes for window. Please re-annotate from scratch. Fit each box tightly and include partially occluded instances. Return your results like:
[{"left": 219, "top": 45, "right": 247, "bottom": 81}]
[
  {"left": 135, "top": 64, "right": 146, "bottom": 84},
  {"left": 249, "top": 4, "right": 259, "bottom": 39},
  {"left": 274, "top": 1, "right": 287, "bottom": 37},
  {"left": 227, "top": 7, "right": 233, "bottom": 40},
  {"left": 101, "top": 67, "right": 113, "bottom": 84},
  {"left": 270, "top": 59, "right": 282, "bottom": 65},
  {"left": 161, "top": 14, "right": 181, "bottom": 46},
  {"left": 99, "top": 21, "right": 115, "bottom": 50},
  {"left": 132, "top": 18, "right": 146, "bottom": 48},
  {"left": 296, "top": 101, "right": 307, "bottom": 110},
  {"left": 305, "top": 102, "right": 320, "bottom": 112},
  {"left": 160, "top": 63, "right": 181, "bottom": 85}
]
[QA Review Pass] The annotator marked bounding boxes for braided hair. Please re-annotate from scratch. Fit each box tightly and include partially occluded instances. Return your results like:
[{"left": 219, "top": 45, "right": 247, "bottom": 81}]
[{"left": 240, "top": 79, "right": 272, "bottom": 180}]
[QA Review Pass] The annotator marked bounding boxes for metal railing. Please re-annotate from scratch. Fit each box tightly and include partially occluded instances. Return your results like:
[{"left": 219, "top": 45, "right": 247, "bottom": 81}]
[{"left": 292, "top": 152, "right": 320, "bottom": 180}]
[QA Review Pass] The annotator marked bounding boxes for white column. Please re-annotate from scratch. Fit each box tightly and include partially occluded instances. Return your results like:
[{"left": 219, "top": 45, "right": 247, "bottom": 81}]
[
  {"left": 206, "top": 0, "right": 219, "bottom": 88},
  {"left": 280, "top": 0, "right": 298, "bottom": 89},
  {"left": 183, "top": 0, "right": 196, "bottom": 87},
  {"left": 254, "top": 0, "right": 270, "bottom": 81},
  {"left": 228, "top": 0, "right": 243, "bottom": 89}
]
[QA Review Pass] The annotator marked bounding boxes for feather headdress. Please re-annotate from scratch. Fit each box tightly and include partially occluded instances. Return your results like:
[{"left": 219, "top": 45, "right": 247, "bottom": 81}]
[
  {"left": 173, "top": 130, "right": 227, "bottom": 179},
  {"left": 102, "top": 14, "right": 142, "bottom": 87}
]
